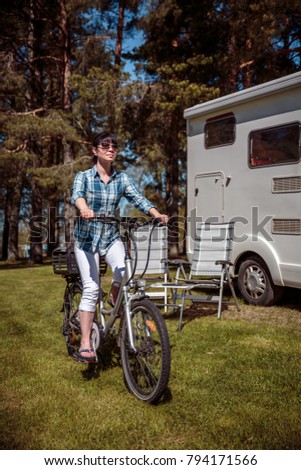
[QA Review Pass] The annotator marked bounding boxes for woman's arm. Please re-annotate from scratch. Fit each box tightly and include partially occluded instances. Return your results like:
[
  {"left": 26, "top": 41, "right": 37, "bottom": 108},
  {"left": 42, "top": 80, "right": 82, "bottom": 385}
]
[
  {"left": 122, "top": 174, "right": 168, "bottom": 222},
  {"left": 72, "top": 172, "right": 94, "bottom": 219}
]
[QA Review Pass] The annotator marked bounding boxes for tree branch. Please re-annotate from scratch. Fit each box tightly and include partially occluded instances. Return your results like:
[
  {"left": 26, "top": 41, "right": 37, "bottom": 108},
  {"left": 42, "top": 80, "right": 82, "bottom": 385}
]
[{"left": 12, "top": 107, "right": 47, "bottom": 115}]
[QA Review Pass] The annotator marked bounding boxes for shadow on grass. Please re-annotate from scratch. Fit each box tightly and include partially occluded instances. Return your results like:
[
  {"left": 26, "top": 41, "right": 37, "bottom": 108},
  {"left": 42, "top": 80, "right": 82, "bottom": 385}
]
[
  {"left": 165, "top": 285, "right": 301, "bottom": 332},
  {"left": 152, "top": 387, "right": 173, "bottom": 406},
  {"left": 165, "top": 303, "right": 219, "bottom": 332},
  {"left": 279, "top": 287, "right": 301, "bottom": 310},
  {"left": 81, "top": 336, "right": 121, "bottom": 381},
  {"left": 0, "top": 258, "right": 53, "bottom": 270},
  {"left": 81, "top": 337, "right": 173, "bottom": 407}
]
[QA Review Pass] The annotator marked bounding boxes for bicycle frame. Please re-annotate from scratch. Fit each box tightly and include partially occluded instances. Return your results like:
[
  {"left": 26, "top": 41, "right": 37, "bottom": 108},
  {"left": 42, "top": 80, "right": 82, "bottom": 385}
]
[{"left": 96, "top": 216, "right": 158, "bottom": 353}]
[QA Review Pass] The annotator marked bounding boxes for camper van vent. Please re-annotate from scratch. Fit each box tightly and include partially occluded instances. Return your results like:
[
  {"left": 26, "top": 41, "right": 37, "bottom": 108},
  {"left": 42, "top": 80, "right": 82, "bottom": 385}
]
[
  {"left": 272, "top": 176, "right": 301, "bottom": 193},
  {"left": 272, "top": 219, "right": 301, "bottom": 235}
]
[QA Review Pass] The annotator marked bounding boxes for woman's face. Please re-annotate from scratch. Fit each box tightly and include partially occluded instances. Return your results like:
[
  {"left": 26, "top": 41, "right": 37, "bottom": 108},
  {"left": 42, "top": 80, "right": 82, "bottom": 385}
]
[{"left": 93, "top": 139, "right": 118, "bottom": 165}]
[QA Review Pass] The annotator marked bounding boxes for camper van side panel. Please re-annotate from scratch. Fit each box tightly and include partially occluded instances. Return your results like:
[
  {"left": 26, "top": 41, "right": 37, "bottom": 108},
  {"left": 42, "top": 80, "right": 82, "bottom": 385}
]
[{"left": 185, "top": 74, "right": 301, "bottom": 290}]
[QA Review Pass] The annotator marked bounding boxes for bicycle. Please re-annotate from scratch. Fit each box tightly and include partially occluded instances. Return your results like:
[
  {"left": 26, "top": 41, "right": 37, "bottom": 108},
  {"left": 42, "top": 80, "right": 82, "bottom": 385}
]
[{"left": 52, "top": 215, "right": 171, "bottom": 403}]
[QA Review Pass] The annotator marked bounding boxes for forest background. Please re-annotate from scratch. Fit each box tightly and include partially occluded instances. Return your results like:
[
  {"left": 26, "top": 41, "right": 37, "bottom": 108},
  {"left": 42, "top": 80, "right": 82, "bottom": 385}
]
[{"left": 1, "top": 0, "right": 300, "bottom": 263}]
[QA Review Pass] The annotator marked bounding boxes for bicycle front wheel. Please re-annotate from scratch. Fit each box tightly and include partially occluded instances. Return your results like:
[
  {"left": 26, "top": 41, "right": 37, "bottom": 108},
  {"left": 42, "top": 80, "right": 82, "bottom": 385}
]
[{"left": 120, "top": 299, "right": 170, "bottom": 403}]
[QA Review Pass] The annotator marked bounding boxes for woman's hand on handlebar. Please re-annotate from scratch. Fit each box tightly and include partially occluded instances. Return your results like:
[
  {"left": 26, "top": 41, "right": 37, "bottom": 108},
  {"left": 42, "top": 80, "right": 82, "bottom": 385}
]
[
  {"left": 75, "top": 198, "right": 95, "bottom": 219},
  {"left": 149, "top": 208, "right": 168, "bottom": 224},
  {"left": 155, "top": 214, "right": 169, "bottom": 224},
  {"left": 80, "top": 208, "right": 95, "bottom": 219}
]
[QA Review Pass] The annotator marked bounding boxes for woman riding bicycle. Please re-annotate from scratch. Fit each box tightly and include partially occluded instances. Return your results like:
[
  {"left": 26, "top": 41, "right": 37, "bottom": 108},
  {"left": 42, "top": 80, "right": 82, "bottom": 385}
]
[{"left": 71, "top": 131, "right": 168, "bottom": 363}]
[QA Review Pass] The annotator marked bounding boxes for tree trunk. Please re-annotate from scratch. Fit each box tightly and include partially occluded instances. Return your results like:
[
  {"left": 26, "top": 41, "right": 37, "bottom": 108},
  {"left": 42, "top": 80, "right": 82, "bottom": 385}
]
[
  {"left": 29, "top": 176, "right": 44, "bottom": 264},
  {"left": 28, "top": 0, "right": 44, "bottom": 263},
  {"left": 47, "top": 141, "right": 61, "bottom": 255},
  {"left": 227, "top": 33, "right": 238, "bottom": 93},
  {"left": 59, "top": 0, "right": 75, "bottom": 246},
  {"left": 166, "top": 114, "right": 180, "bottom": 258},
  {"left": 1, "top": 44, "right": 24, "bottom": 260},
  {"left": 7, "top": 173, "right": 23, "bottom": 261},
  {"left": 2, "top": 212, "right": 8, "bottom": 260},
  {"left": 115, "top": 2, "right": 125, "bottom": 66},
  {"left": 224, "top": 0, "right": 240, "bottom": 93},
  {"left": 63, "top": 140, "right": 75, "bottom": 246}
]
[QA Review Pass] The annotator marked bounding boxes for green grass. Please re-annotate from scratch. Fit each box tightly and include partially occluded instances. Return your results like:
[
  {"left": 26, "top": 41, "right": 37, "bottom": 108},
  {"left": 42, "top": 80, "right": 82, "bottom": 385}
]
[{"left": 1, "top": 262, "right": 301, "bottom": 450}]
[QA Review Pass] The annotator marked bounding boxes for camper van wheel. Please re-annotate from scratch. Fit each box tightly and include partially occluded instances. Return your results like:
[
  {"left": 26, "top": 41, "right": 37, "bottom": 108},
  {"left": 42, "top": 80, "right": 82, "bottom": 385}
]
[{"left": 238, "top": 256, "right": 283, "bottom": 306}]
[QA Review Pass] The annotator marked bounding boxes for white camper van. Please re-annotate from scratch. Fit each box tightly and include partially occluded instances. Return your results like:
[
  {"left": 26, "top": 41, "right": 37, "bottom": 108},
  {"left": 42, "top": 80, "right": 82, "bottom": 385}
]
[{"left": 184, "top": 72, "right": 301, "bottom": 306}]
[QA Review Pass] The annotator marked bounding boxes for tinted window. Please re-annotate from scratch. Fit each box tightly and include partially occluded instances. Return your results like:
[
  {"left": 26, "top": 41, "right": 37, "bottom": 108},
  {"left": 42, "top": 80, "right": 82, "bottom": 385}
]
[
  {"left": 250, "top": 123, "right": 300, "bottom": 167},
  {"left": 205, "top": 113, "right": 236, "bottom": 148}
]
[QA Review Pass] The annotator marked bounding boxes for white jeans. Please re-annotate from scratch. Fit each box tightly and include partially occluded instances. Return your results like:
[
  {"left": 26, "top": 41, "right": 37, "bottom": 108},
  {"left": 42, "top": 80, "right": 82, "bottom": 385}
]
[{"left": 74, "top": 239, "right": 125, "bottom": 312}]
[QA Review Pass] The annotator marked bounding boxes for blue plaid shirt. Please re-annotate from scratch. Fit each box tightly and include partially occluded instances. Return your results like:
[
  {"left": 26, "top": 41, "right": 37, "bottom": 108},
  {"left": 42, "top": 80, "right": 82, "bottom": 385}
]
[{"left": 71, "top": 165, "right": 155, "bottom": 254}]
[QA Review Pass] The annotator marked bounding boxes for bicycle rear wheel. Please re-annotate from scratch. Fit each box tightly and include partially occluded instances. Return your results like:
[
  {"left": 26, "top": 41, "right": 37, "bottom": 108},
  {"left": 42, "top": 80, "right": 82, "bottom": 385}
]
[
  {"left": 63, "top": 283, "right": 82, "bottom": 356},
  {"left": 120, "top": 299, "right": 170, "bottom": 403}
]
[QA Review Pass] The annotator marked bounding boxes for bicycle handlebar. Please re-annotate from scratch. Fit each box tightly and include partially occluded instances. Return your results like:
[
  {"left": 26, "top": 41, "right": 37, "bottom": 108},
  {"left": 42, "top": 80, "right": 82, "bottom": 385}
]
[
  {"left": 92, "top": 214, "right": 165, "bottom": 230},
  {"left": 92, "top": 214, "right": 119, "bottom": 223}
]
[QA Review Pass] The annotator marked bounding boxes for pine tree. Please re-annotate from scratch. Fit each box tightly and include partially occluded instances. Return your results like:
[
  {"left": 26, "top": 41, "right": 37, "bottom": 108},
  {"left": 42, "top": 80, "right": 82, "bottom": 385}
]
[
  {"left": 126, "top": 0, "right": 219, "bottom": 255},
  {"left": 210, "top": 0, "right": 301, "bottom": 93},
  {"left": 0, "top": 1, "right": 95, "bottom": 260}
]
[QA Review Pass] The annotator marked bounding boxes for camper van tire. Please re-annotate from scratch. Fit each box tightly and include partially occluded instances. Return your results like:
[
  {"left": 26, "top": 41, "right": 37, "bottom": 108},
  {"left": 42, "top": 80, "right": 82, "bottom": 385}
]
[{"left": 237, "top": 256, "right": 284, "bottom": 306}]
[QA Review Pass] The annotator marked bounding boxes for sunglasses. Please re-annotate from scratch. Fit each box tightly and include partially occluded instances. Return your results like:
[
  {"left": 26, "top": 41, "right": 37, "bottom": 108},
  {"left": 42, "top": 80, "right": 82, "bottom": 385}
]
[{"left": 98, "top": 142, "right": 118, "bottom": 150}]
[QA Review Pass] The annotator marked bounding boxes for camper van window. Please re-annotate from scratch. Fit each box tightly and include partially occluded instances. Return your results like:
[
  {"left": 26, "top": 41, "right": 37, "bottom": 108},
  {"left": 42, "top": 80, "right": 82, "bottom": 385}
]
[
  {"left": 204, "top": 113, "right": 236, "bottom": 148},
  {"left": 249, "top": 122, "right": 300, "bottom": 167}
]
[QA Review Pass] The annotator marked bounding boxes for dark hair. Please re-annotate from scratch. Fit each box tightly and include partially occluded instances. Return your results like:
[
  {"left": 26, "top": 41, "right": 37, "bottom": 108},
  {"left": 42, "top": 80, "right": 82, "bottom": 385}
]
[{"left": 92, "top": 131, "right": 118, "bottom": 148}]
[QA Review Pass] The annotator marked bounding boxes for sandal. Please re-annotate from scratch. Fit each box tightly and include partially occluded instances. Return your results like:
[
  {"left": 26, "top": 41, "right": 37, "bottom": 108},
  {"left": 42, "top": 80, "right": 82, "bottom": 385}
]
[{"left": 73, "top": 348, "right": 96, "bottom": 363}]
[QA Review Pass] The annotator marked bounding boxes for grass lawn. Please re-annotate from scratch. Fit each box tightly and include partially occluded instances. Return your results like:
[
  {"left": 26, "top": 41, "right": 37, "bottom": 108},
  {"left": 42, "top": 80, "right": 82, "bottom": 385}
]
[{"left": 1, "top": 262, "right": 301, "bottom": 450}]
